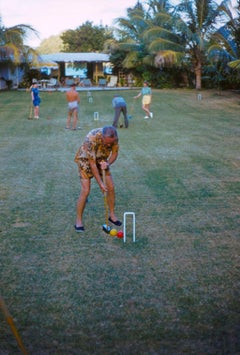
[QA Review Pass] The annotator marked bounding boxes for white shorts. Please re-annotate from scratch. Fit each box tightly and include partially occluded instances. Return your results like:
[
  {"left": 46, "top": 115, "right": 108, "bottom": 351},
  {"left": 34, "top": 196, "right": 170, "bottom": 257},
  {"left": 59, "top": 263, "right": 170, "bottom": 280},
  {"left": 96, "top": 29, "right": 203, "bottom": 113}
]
[{"left": 68, "top": 101, "right": 79, "bottom": 111}]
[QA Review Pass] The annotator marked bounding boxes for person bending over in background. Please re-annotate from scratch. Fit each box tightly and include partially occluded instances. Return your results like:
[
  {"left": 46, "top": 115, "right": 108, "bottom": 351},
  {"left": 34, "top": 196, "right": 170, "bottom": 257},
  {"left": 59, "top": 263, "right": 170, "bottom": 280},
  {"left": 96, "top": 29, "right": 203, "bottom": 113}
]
[{"left": 112, "top": 95, "right": 129, "bottom": 128}]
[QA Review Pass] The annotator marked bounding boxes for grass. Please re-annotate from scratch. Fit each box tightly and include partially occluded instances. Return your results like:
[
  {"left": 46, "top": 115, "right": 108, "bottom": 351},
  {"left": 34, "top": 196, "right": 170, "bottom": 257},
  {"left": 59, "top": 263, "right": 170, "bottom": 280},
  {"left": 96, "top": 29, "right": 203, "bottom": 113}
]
[{"left": 0, "top": 88, "right": 240, "bottom": 354}]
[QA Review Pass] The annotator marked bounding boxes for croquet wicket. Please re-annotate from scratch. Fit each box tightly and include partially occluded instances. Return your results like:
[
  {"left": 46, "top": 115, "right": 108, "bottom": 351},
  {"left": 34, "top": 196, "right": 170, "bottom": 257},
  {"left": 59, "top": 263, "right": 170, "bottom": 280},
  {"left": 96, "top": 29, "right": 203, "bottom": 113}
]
[
  {"left": 123, "top": 212, "right": 136, "bottom": 243},
  {"left": 94, "top": 112, "right": 99, "bottom": 120}
]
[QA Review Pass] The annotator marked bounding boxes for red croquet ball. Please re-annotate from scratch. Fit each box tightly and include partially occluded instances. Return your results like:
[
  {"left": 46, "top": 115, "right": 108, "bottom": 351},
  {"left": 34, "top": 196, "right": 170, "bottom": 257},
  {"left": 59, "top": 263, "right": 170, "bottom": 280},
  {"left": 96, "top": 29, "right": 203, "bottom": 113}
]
[{"left": 117, "top": 230, "right": 124, "bottom": 238}]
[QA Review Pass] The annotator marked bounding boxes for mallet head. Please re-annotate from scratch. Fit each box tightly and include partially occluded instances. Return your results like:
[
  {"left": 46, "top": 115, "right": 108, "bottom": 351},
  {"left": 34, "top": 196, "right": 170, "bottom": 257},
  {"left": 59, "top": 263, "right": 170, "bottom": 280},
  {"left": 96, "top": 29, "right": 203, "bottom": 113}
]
[{"left": 102, "top": 224, "right": 112, "bottom": 234}]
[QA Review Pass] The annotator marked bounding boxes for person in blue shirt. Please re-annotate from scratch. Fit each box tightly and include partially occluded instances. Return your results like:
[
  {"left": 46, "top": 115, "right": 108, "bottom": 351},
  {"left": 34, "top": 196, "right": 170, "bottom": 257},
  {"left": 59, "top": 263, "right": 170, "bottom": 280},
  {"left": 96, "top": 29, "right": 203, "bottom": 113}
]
[
  {"left": 112, "top": 95, "right": 129, "bottom": 128},
  {"left": 31, "top": 82, "right": 41, "bottom": 119},
  {"left": 134, "top": 81, "right": 153, "bottom": 119}
]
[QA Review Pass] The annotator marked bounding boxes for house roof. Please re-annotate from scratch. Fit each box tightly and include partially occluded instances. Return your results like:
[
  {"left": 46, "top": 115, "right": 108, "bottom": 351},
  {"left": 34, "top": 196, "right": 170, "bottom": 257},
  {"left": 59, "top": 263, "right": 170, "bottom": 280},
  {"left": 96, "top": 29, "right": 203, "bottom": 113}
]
[
  {"left": 31, "top": 61, "right": 58, "bottom": 69},
  {"left": 40, "top": 52, "right": 110, "bottom": 63}
]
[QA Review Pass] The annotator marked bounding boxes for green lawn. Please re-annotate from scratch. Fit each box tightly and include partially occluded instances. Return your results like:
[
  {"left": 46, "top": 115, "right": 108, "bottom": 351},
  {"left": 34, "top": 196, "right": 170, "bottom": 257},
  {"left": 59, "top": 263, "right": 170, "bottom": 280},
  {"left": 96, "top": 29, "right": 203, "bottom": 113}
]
[{"left": 0, "top": 88, "right": 240, "bottom": 354}]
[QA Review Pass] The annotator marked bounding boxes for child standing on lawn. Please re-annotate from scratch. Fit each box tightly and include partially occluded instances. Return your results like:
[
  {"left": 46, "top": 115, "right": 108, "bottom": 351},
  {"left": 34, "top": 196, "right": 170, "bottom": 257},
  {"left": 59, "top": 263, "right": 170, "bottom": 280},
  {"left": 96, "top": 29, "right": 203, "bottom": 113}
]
[{"left": 31, "top": 82, "right": 41, "bottom": 119}]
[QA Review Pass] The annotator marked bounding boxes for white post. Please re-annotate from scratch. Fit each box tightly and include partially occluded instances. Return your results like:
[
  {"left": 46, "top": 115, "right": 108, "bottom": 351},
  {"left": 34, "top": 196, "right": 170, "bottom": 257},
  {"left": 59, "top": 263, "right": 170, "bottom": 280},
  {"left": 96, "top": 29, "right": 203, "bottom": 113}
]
[
  {"left": 94, "top": 112, "right": 99, "bottom": 120},
  {"left": 123, "top": 212, "right": 136, "bottom": 243}
]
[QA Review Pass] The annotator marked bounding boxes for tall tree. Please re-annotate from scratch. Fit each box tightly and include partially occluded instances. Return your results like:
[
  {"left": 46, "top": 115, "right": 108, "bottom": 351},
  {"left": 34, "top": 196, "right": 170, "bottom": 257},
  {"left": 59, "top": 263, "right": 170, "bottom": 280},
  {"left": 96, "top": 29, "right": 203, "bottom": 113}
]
[
  {"left": 37, "top": 34, "right": 64, "bottom": 54},
  {"left": 172, "top": 0, "right": 233, "bottom": 89},
  {"left": 113, "top": 1, "right": 173, "bottom": 74},
  {"left": 113, "top": 2, "right": 149, "bottom": 68},
  {"left": 220, "top": 0, "right": 240, "bottom": 69},
  {"left": 0, "top": 16, "right": 38, "bottom": 64},
  {"left": 143, "top": 0, "right": 184, "bottom": 68},
  {"left": 143, "top": 0, "right": 233, "bottom": 89},
  {"left": 206, "top": 0, "right": 239, "bottom": 82},
  {"left": 61, "top": 21, "right": 114, "bottom": 52}
]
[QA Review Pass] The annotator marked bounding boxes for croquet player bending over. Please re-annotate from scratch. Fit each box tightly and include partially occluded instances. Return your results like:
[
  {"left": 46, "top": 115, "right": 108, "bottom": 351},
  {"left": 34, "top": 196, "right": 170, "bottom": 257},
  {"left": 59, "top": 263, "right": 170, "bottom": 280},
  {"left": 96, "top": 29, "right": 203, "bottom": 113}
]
[
  {"left": 65, "top": 83, "right": 80, "bottom": 130},
  {"left": 112, "top": 95, "right": 129, "bottom": 128},
  {"left": 74, "top": 126, "right": 122, "bottom": 232}
]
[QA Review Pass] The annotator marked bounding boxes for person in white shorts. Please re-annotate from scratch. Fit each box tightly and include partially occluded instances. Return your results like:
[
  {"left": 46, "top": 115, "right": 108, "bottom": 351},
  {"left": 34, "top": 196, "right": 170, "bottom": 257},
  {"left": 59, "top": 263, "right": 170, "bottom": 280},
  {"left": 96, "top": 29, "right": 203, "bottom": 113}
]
[{"left": 65, "top": 83, "right": 80, "bottom": 130}]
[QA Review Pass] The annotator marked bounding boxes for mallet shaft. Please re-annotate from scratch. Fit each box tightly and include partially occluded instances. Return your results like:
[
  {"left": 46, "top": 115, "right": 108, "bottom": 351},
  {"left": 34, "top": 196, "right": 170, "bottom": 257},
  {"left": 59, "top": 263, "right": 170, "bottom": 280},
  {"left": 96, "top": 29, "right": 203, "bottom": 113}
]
[
  {"left": 102, "top": 169, "right": 108, "bottom": 227},
  {"left": 0, "top": 296, "right": 28, "bottom": 354}
]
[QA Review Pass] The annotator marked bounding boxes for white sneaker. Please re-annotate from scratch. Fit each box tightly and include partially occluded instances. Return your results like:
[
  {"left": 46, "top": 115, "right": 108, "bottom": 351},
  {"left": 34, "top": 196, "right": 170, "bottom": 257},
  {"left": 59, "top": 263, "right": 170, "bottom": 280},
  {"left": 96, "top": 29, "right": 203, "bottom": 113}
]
[
  {"left": 150, "top": 112, "right": 153, "bottom": 118},
  {"left": 144, "top": 116, "right": 149, "bottom": 119}
]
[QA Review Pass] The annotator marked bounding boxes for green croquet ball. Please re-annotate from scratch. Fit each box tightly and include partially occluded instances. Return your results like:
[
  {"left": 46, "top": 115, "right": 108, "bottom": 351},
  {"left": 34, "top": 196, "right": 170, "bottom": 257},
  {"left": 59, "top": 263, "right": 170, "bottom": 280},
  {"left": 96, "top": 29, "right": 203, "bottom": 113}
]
[
  {"left": 110, "top": 229, "right": 118, "bottom": 236},
  {"left": 117, "top": 230, "right": 124, "bottom": 238}
]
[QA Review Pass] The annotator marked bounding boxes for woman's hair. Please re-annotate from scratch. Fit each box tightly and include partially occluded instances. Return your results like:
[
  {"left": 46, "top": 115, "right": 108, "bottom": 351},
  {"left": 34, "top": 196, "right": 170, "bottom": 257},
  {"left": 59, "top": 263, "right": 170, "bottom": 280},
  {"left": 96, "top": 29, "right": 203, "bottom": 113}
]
[{"left": 102, "top": 126, "right": 118, "bottom": 139}]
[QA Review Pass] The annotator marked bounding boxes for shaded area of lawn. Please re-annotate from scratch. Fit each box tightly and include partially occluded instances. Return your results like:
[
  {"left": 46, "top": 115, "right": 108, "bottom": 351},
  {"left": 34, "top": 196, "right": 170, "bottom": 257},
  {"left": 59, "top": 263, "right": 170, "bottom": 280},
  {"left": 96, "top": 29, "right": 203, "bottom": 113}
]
[{"left": 0, "top": 89, "right": 240, "bottom": 354}]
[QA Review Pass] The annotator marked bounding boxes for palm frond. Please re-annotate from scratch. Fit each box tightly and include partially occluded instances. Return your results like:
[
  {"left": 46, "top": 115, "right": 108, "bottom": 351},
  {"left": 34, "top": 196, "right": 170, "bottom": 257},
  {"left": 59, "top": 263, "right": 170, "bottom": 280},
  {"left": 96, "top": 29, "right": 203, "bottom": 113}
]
[
  {"left": 152, "top": 11, "right": 172, "bottom": 25},
  {"left": 212, "top": 26, "right": 238, "bottom": 58},
  {"left": 228, "top": 59, "right": 240, "bottom": 69},
  {"left": 122, "top": 51, "right": 140, "bottom": 68},
  {"left": 208, "top": 44, "right": 234, "bottom": 63},
  {"left": 143, "top": 53, "right": 155, "bottom": 66},
  {"left": 175, "top": 0, "right": 196, "bottom": 28},
  {"left": 148, "top": 38, "right": 184, "bottom": 53},
  {"left": 144, "top": 26, "right": 180, "bottom": 44},
  {"left": 117, "top": 41, "right": 140, "bottom": 52},
  {"left": 154, "top": 50, "right": 183, "bottom": 67},
  {"left": 0, "top": 19, "right": 38, "bottom": 64}
]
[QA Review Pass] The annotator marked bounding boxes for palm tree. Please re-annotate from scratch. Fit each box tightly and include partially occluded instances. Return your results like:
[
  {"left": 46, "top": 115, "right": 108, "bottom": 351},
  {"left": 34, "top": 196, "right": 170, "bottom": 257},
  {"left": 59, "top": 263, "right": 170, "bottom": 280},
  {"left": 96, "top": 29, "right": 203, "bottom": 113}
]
[
  {"left": 229, "top": 0, "right": 240, "bottom": 69},
  {"left": 204, "top": 0, "right": 240, "bottom": 91},
  {"left": 0, "top": 16, "right": 38, "bottom": 64},
  {"left": 176, "top": 0, "right": 219, "bottom": 89},
  {"left": 113, "top": 2, "right": 149, "bottom": 70},
  {"left": 210, "top": 0, "right": 240, "bottom": 69},
  {"left": 113, "top": 0, "right": 175, "bottom": 80},
  {"left": 144, "top": 0, "right": 233, "bottom": 90},
  {"left": 143, "top": 1, "right": 184, "bottom": 68}
]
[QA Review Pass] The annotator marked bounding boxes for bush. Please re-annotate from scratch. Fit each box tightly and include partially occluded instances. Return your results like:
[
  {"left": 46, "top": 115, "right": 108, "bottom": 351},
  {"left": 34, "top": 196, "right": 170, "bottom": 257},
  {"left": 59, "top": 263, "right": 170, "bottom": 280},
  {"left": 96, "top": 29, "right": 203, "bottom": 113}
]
[{"left": 19, "top": 69, "right": 42, "bottom": 88}]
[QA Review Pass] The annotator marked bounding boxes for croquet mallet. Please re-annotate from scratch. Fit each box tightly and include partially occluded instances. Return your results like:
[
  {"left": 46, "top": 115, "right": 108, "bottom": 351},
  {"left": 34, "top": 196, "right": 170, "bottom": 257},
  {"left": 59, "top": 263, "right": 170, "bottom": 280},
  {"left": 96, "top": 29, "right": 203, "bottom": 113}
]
[
  {"left": 28, "top": 102, "right": 33, "bottom": 120},
  {"left": 128, "top": 99, "right": 135, "bottom": 119},
  {"left": 102, "top": 169, "right": 111, "bottom": 234},
  {"left": 0, "top": 295, "right": 28, "bottom": 355}
]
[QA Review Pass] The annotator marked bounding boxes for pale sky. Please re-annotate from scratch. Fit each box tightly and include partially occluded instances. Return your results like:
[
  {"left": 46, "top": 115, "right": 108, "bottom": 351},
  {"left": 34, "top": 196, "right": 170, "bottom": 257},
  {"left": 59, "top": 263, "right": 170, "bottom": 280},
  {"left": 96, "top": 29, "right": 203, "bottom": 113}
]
[
  {"left": 0, "top": 0, "right": 143, "bottom": 47},
  {"left": 0, "top": 0, "right": 237, "bottom": 48}
]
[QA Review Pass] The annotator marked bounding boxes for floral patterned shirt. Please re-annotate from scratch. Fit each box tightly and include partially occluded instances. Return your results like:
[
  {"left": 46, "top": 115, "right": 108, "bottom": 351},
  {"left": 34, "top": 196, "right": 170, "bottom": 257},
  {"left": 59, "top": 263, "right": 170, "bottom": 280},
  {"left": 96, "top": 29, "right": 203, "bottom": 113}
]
[{"left": 74, "top": 128, "right": 119, "bottom": 178}]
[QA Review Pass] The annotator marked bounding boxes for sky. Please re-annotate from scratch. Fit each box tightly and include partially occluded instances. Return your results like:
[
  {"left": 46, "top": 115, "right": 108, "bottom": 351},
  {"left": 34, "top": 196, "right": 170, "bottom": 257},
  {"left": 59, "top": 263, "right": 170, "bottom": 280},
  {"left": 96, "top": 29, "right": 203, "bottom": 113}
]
[
  {"left": 0, "top": 0, "right": 237, "bottom": 48},
  {"left": 0, "top": 0, "right": 144, "bottom": 47}
]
